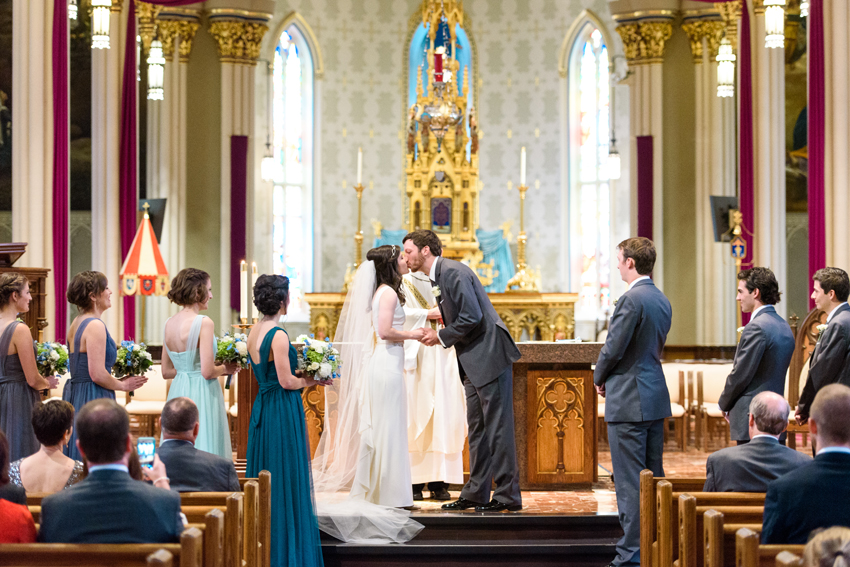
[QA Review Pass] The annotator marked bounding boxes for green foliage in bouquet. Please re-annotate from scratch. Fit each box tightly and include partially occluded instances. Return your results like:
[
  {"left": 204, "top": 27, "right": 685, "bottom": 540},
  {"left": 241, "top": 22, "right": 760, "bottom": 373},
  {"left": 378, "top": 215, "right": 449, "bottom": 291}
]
[
  {"left": 215, "top": 332, "right": 249, "bottom": 367},
  {"left": 36, "top": 342, "right": 70, "bottom": 376}
]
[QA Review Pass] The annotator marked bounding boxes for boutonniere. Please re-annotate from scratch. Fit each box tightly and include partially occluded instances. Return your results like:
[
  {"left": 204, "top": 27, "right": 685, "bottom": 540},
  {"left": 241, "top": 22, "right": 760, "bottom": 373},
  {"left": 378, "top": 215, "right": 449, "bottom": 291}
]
[
  {"left": 737, "top": 326, "right": 745, "bottom": 334},
  {"left": 613, "top": 298, "right": 619, "bottom": 306},
  {"left": 817, "top": 324, "right": 828, "bottom": 334},
  {"left": 432, "top": 285, "right": 441, "bottom": 298}
]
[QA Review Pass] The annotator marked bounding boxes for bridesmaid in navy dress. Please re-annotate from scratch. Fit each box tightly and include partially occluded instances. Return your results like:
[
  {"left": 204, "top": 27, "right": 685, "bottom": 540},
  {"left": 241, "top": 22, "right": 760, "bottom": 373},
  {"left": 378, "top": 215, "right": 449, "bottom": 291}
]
[
  {"left": 62, "top": 272, "right": 147, "bottom": 461},
  {"left": 246, "top": 275, "right": 328, "bottom": 567},
  {"left": 0, "top": 273, "right": 59, "bottom": 461}
]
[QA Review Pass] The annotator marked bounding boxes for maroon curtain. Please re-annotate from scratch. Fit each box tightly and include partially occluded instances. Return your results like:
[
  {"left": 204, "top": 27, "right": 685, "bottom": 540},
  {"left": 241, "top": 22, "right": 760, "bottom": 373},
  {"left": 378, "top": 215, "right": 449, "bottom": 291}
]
[
  {"left": 52, "top": 0, "right": 69, "bottom": 344},
  {"left": 808, "top": 0, "right": 825, "bottom": 310},
  {"left": 230, "top": 136, "right": 248, "bottom": 312},
  {"left": 738, "top": 4, "right": 755, "bottom": 325},
  {"left": 636, "top": 136, "right": 653, "bottom": 240}
]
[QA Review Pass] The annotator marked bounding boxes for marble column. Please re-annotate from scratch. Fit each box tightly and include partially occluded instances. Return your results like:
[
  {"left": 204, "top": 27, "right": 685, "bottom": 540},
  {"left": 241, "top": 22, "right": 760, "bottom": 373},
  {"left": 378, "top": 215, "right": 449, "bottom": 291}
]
[
  {"left": 823, "top": 0, "right": 850, "bottom": 268},
  {"left": 750, "top": 0, "right": 787, "bottom": 316},
  {"left": 683, "top": 17, "right": 738, "bottom": 346},
  {"left": 91, "top": 0, "right": 126, "bottom": 336},
  {"left": 11, "top": 0, "right": 56, "bottom": 339},
  {"left": 143, "top": 15, "right": 199, "bottom": 343},
  {"left": 208, "top": 14, "right": 269, "bottom": 324},
  {"left": 615, "top": 18, "right": 673, "bottom": 291}
]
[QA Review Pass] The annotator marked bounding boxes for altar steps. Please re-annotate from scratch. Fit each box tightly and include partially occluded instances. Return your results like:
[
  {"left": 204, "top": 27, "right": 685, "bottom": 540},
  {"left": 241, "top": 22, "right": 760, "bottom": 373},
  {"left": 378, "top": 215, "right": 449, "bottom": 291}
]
[{"left": 320, "top": 511, "right": 622, "bottom": 567}]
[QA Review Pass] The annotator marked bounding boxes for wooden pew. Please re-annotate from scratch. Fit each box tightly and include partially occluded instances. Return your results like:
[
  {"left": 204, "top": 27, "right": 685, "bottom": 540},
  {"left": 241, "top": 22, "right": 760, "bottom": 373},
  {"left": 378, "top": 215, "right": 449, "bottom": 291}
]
[
  {"left": 0, "top": 527, "right": 203, "bottom": 567},
  {"left": 734, "top": 528, "right": 805, "bottom": 567},
  {"left": 640, "top": 470, "right": 708, "bottom": 567},
  {"left": 675, "top": 494, "right": 764, "bottom": 567}
]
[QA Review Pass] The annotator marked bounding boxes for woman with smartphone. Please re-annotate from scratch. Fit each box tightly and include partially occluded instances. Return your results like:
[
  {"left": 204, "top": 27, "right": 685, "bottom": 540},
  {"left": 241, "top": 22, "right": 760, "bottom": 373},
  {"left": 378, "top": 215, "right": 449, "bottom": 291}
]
[
  {"left": 161, "top": 269, "right": 237, "bottom": 459},
  {"left": 0, "top": 273, "right": 60, "bottom": 461},
  {"left": 64, "top": 272, "right": 148, "bottom": 461}
]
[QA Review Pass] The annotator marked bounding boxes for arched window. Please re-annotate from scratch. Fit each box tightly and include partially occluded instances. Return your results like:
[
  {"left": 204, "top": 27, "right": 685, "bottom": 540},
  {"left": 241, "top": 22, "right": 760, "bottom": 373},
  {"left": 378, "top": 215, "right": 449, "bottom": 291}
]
[
  {"left": 568, "top": 25, "right": 611, "bottom": 322},
  {"left": 272, "top": 26, "right": 314, "bottom": 319}
]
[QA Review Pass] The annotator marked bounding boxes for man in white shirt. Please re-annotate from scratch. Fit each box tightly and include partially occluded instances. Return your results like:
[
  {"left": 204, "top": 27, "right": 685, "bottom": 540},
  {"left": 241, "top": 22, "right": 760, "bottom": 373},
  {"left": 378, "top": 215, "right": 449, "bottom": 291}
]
[{"left": 796, "top": 267, "right": 850, "bottom": 434}]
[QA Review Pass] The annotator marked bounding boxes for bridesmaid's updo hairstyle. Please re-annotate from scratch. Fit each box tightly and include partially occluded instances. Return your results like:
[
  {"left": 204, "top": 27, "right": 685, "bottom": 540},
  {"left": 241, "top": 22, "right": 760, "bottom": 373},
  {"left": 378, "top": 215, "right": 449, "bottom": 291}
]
[
  {"left": 67, "top": 271, "right": 108, "bottom": 311},
  {"left": 168, "top": 268, "right": 210, "bottom": 306},
  {"left": 253, "top": 275, "right": 290, "bottom": 316},
  {"left": 366, "top": 245, "right": 405, "bottom": 306},
  {"left": 0, "top": 272, "right": 28, "bottom": 306}
]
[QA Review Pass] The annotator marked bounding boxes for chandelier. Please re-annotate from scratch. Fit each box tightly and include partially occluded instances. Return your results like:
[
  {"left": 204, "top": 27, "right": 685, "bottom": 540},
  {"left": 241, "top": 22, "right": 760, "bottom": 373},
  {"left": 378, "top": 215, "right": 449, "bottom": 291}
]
[
  {"left": 716, "top": 38, "right": 736, "bottom": 98},
  {"left": 68, "top": 0, "right": 78, "bottom": 20},
  {"left": 146, "top": 40, "right": 165, "bottom": 100},
  {"left": 91, "top": 0, "right": 111, "bottom": 49},
  {"left": 764, "top": 0, "right": 786, "bottom": 49},
  {"left": 800, "top": 0, "right": 809, "bottom": 18}
]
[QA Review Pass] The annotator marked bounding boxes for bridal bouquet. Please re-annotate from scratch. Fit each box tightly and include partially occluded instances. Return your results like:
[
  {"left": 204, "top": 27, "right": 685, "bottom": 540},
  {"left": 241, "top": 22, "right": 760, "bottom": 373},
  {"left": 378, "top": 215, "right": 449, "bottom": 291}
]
[
  {"left": 293, "top": 335, "right": 341, "bottom": 380},
  {"left": 36, "top": 342, "right": 69, "bottom": 377},
  {"left": 112, "top": 340, "right": 154, "bottom": 378},
  {"left": 215, "top": 332, "right": 249, "bottom": 367}
]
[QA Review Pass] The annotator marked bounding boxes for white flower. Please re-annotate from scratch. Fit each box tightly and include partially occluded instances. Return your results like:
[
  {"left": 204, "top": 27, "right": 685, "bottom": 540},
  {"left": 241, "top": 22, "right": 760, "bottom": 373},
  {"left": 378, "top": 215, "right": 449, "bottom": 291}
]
[
  {"left": 737, "top": 326, "right": 745, "bottom": 334},
  {"left": 49, "top": 350, "right": 60, "bottom": 361},
  {"left": 309, "top": 362, "right": 320, "bottom": 371},
  {"left": 331, "top": 348, "right": 340, "bottom": 355},
  {"left": 432, "top": 285, "right": 441, "bottom": 297},
  {"left": 235, "top": 342, "right": 248, "bottom": 356},
  {"left": 817, "top": 324, "right": 828, "bottom": 334},
  {"left": 294, "top": 334, "right": 310, "bottom": 344},
  {"left": 143, "top": 352, "right": 152, "bottom": 361},
  {"left": 312, "top": 343, "right": 326, "bottom": 354},
  {"left": 221, "top": 336, "right": 234, "bottom": 344},
  {"left": 237, "top": 333, "right": 247, "bottom": 341},
  {"left": 318, "top": 363, "right": 332, "bottom": 378}
]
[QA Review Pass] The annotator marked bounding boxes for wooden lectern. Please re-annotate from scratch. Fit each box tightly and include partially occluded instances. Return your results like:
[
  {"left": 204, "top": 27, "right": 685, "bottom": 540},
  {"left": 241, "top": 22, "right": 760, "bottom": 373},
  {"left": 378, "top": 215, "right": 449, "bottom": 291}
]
[{"left": 0, "top": 243, "right": 50, "bottom": 341}]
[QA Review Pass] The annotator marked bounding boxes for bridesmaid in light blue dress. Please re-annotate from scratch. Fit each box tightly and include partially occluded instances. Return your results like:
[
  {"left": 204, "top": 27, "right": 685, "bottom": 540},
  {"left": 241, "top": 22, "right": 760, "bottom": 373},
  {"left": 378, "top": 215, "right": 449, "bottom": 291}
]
[
  {"left": 161, "top": 269, "right": 236, "bottom": 459},
  {"left": 63, "top": 271, "right": 148, "bottom": 461}
]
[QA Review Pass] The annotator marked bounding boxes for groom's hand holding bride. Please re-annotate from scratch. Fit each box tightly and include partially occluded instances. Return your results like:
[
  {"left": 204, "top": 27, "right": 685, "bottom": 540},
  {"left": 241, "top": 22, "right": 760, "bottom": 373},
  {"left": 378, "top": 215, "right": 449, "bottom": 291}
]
[{"left": 419, "top": 327, "right": 441, "bottom": 347}]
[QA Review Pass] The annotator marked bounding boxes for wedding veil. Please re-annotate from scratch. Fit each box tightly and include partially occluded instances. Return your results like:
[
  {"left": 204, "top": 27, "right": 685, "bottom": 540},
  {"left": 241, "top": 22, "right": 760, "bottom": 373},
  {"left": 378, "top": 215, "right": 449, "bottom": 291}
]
[{"left": 311, "top": 260, "right": 423, "bottom": 543}]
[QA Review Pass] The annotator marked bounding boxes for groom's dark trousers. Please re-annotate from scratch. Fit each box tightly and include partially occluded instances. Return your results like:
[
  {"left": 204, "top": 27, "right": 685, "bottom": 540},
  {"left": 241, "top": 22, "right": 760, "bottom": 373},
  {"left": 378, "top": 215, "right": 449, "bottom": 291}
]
[{"left": 434, "top": 256, "right": 522, "bottom": 506}]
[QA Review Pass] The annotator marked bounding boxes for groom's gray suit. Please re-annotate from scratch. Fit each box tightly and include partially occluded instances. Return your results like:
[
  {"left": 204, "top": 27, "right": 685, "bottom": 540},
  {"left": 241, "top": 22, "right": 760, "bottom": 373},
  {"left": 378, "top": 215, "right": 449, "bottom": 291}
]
[
  {"left": 595, "top": 278, "right": 672, "bottom": 566},
  {"left": 433, "top": 256, "right": 522, "bottom": 506}
]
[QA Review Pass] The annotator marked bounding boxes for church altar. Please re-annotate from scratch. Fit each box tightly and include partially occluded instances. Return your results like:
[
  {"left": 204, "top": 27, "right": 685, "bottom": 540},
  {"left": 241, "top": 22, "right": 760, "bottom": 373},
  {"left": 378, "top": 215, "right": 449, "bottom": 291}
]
[{"left": 236, "top": 340, "right": 601, "bottom": 488}]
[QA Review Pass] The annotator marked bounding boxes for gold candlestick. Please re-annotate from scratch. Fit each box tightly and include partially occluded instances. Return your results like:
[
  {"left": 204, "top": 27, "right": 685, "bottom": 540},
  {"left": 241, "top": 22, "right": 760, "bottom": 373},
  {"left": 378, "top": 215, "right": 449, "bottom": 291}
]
[
  {"left": 343, "top": 183, "right": 366, "bottom": 292},
  {"left": 506, "top": 184, "right": 541, "bottom": 292}
]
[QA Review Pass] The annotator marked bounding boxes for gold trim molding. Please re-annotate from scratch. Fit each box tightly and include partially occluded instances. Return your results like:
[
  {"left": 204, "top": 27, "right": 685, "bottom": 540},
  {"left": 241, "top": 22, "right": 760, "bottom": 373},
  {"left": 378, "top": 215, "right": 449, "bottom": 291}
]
[
  {"left": 110, "top": 0, "right": 123, "bottom": 13},
  {"left": 208, "top": 8, "right": 274, "bottom": 22},
  {"left": 616, "top": 21, "right": 673, "bottom": 65},
  {"left": 612, "top": 9, "right": 677, "bottom": 23},
  {"left": 209, "top": 21, "right": 270, "bottom": 65},
  {"left": 681, "top": 20, "right": 726, "bottom": 63}
]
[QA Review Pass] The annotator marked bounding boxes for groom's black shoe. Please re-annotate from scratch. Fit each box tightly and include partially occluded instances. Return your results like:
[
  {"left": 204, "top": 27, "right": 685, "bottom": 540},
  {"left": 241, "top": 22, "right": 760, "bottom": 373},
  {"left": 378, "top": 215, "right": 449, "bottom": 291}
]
[
  {"left": 475, "top": 499, "right": 523, "bottom": 512},
  {"left": 441, "top": 497, "right": 483, "bottom": 510},
  {"left": 431, "top": 487, "right": 452, "bottom": 501}
]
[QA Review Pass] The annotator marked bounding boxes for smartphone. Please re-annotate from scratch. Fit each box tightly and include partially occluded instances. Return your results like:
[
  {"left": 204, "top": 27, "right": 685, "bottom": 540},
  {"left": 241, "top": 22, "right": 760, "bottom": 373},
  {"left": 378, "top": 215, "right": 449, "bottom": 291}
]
[{"left": 137, "top": 437, "right": 156, "bottom": 469}]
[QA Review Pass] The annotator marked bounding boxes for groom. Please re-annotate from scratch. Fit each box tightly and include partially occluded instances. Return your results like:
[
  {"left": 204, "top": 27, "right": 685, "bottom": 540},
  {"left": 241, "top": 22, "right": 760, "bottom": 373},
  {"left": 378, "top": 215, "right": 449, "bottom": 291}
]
[{"left": 402, "top": 230, "right": 522, "bottom": 512}]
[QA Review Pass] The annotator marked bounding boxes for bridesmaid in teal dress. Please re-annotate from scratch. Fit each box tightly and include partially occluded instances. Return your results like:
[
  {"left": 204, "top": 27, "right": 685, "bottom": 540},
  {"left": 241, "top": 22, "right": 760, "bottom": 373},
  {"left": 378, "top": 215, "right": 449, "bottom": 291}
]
[
  {"left": 161, "top": 269, "right": 236, "bottom": 459},
  {"left": 63, "top": 272, "right": 147, "bottom": 461},
  {"left": 247, "top": 275, "right": 327, "bottom": 567}
]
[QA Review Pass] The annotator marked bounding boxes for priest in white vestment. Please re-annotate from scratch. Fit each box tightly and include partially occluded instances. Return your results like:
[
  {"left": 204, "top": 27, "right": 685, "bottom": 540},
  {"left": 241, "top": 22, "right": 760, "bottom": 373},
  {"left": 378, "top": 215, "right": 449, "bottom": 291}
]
[{"left": 401, "top": 272, "right": 468, "bottom": 500}]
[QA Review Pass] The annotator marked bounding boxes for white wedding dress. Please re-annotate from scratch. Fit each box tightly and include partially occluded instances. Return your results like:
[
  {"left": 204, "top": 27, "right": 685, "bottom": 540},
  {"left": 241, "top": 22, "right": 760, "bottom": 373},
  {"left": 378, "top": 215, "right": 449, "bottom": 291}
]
[
  {"left": 311, "top": 262, "right": 423, "bottom": 544},
  {"left": 351, "top": 285, "right": 414, "bottom": 507}
]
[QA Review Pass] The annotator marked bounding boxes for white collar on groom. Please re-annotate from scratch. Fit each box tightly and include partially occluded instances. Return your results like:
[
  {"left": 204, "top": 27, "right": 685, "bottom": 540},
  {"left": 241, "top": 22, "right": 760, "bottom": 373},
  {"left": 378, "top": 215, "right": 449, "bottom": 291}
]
[
  {"left": 627, "top": 275, "right": 650, "bottom": 291},
  {"left": 428, "top": 256, "right": 440, "bottom": 283}
]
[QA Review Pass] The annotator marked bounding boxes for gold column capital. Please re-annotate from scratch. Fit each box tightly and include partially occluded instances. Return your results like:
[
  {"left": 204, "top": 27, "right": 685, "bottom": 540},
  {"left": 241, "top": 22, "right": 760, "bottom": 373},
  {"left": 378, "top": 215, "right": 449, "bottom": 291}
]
[
  {"left": 616, "top": 21, "right": 673, "bottom": 65},
  {"left": 208, "top": 20, "right": 270, "bottom": 66},
  {"left": 715, "top": 1, "right": 742, "bottom": 50},
  {"left": 110, "top": 0, "right": 123, "bottom": 13},
  {"left": 752, "top": 0, "right": 767, "bottom": 15},
  {"left": 156, "top": 19, "right": 180, "bottom": 62},
  {"left": 681, "top": 20, "right": 727, "bottom": 63},
  {"left": 176, "top": 21, "right": 201, "bottom": 63},
  {"left": 137, "top": 2, "right": 163, "bottom": 54}
]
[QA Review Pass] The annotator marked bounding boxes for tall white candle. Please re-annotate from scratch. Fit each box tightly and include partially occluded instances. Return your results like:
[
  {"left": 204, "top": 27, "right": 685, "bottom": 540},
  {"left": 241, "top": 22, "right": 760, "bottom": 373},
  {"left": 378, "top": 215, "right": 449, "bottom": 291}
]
[
  {"left": 357, "top": 147, "right": 363, "bottom": 185},
  {"left": 520, "top": 146, "right": 527, "bottom": 186},
  {"left": 240, "top": 260, "right": 247, "bottom": 321}
]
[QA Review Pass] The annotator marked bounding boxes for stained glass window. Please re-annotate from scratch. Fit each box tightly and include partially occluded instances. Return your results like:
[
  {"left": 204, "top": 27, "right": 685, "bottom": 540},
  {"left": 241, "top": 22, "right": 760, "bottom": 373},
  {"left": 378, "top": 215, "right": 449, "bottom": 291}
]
[
  {"left": 273, "top": 27, "right": 314, "bottom": 320},
  {"left": 569, "top": 26, "right": 611, "bottom": 321}
]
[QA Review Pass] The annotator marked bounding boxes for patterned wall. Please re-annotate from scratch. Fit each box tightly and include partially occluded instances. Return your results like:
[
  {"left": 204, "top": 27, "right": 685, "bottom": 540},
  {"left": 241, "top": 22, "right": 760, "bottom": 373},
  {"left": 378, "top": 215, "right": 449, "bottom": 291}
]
[{"left": 262, "top": 0, "right": 620, "bottom": 292}]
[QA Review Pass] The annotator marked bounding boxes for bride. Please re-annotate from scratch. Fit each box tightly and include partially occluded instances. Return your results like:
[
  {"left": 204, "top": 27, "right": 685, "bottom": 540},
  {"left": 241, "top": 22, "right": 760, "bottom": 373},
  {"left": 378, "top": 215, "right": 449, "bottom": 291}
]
[{"left": 312, "top": 245, "right": 426, "bottom": 543}]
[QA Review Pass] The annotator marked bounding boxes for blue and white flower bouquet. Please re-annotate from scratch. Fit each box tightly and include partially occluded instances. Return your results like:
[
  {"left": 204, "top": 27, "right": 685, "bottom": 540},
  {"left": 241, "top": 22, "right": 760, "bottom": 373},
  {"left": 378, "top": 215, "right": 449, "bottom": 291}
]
[
  {"left": 292, "top": 335, "right": 342, "bottom": 381},
  {"left": 36, "top": 342, "right": 69, "bottom": 377},
  {"left": 112, "top": 340, "right": 154, "bottom": 378},
  {"left": 215, "top": 332, "right": 249, "bottom": 367}
]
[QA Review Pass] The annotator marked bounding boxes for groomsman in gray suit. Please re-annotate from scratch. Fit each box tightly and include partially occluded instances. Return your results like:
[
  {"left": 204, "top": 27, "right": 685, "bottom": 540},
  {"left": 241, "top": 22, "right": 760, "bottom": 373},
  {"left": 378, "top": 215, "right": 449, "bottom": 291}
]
[
  {"left": 403, "top": 230, "right": 522, "bottom": 512},
  {"left": 796, "top": 268, "right": 850, "bottom": 428},
  {"left": 704, "top": 392, "right": 811, "bottom": 492},
  {"left": 718, "top": 268, "right": 794, "bottom": 444},
  {"left": 595, "top": 237, "right": 672, "bottom": 567}
]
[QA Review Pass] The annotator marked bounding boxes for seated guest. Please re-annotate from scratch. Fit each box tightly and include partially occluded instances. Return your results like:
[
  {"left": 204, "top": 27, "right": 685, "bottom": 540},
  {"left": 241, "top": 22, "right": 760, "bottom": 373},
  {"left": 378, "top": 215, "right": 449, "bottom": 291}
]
[
  {"left": 39, "top": 399, "right": 182, "bottom": 543},
  {"left": 762, "top": 384, "right": 850, "bottom": 544},
  {"left": 704, "top": 392, "right": 811, "bottom": 492},
  {"left": 157, "top": 397, "right": 240, "bottom": 492},
  {"left": 9, "top": 400, "right": 84, "bottom": 493},
  {"left": 804, "top": 526, "right": 850, "bottom": 567},
  {"left": 0, "top": 429, "right": 25, "bottom": 505}
]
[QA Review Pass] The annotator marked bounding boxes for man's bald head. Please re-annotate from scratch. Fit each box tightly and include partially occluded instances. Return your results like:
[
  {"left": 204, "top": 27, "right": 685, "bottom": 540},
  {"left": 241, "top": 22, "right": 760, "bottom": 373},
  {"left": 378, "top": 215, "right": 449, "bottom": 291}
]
[
  {"left": 161, "top": 397, "right": 199, "bottom": 435},
  {"left": 76, "top": 399, "right": 131, "bottom": 464},
  {"left": 810, "top": 384, "right": 850, "bottom": 448},
  {"left": 749, "top": 391, "right": 790, "bottom": 436}
]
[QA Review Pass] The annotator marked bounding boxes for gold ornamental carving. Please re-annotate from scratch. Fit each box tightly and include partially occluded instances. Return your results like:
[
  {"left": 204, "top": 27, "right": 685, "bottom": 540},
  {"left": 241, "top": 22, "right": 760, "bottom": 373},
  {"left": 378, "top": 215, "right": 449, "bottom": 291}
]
[
  {"left": 176, "top": 21, "right": 200, "bottom": 63},
  {"left": 681, "top": 20, "right": 727, "bottom": 63},
  {"left": 156, "top": 19, "right": 180, "bottom": 61},
  {"left": 208, "top": 21, "right": 269, "bottom": 65},
  {"left": 715, "top": 1, "right": 743, "bottom": 50},
  {"left": 616, "top": 21, "right": 673, "bottom": 65},
  {"left": 136, "top": 2, "right": 163, "bottom": 54}
]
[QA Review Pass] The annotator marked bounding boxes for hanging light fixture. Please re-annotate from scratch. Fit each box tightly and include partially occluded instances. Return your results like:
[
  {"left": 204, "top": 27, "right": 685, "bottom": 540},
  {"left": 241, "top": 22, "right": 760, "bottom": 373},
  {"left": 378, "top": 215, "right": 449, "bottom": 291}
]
[
  {"left": 146, "top": 40, "right": 165, "bottom": 100},
  {"left": 608, "top": 137, "right": 621, "bottom": 180},
  {"left": 764, "top": 0, "right": 786, "bottom": 49},
  {"left": 716, "top": 38, "right": 736, "bottom": 98},
  {"left": 800, "top": 0, "right": 809, "bottom": 18},
  {"left": 68, "top": 0, "right": 78, "bottom": 20},
  {"left": 261, "top": 63, "right": 282, "bottom": 182},
  {"left": 91, "top": 0, "right": 111, "bottom": 49},
  {"left": 261, "top": 143, "right": 277, "bottom": 182}
]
